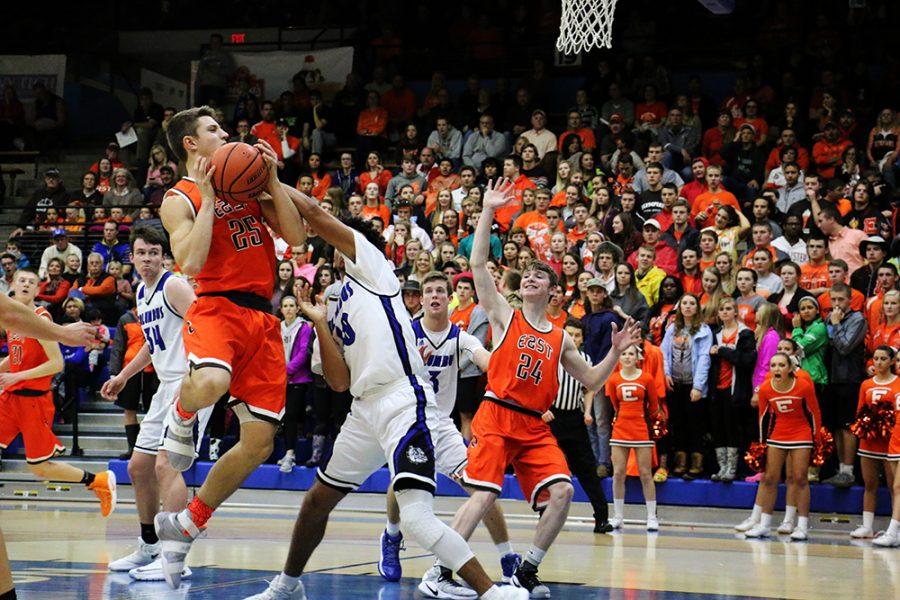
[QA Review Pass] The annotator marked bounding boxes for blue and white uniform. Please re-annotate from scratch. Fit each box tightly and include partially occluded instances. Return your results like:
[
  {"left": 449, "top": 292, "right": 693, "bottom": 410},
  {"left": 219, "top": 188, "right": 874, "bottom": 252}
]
[
  {"left": 134, "top": 271, "right": 212, "bottom": 455},
  {"left": 413, "top": 320, "right": 484, "bottom": 477},
  {"left": 317, "top": 230, "right": 440, "bottom": 494}
]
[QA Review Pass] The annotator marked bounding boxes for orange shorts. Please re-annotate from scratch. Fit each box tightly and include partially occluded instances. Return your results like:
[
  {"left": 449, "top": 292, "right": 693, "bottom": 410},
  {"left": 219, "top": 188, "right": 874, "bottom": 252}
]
[
  {"left": 183, "top": 295, "right": 286, "bottom": 423},
  {"left": 0, "top": 391, "right": 65, "bottom": 464},
  {"left": 462, "top": 400, "right": 571, "bottom": 511}
]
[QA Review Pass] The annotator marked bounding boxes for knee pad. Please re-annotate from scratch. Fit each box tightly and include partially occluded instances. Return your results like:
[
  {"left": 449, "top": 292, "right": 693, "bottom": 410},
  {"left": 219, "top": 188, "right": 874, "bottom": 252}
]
[{"left": 396, "top": 489, "right": 473, "bottom": 572}]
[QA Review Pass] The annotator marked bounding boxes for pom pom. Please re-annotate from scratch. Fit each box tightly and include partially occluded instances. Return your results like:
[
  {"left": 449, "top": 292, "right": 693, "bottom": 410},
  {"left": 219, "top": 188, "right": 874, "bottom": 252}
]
[
  {"left": 650, "top": 415, "right": 668, "bottom": 441},
  {"left": 812, "top": 427, "right": 835, "bottom": 468},
  {"left": 745, "top": 441, "right": 767, "bottom": 473},
  {"left": 850, "top": 402, "right": 896, "bottom": 441}
]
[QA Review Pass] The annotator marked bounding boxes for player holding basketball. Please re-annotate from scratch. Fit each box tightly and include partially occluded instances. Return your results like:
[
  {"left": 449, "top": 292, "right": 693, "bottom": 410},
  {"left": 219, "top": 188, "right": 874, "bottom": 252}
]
[
  {"left": 151, "top": 106, "right": 306, "bottom": 589},
  {"left": 0, "top": 269, "right": 116, "bottom": 516},
  {"left": 0, "top": 292, "right": 95, "bottom": 600},
  {"left": 247, "top": 189, "right": 527, "bottom": 599},
  {"left": 102, "top": 227, "right": 214, "bottom": 582},
  {"left": 433, "top": 178, "right": 641, "bottom": 598}
]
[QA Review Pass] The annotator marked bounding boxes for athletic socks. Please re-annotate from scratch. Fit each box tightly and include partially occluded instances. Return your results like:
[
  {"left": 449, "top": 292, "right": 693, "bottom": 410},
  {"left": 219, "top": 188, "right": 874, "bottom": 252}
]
[
  {"left": 796, "top": 516, "right": 809, "bottom": 531},
  {"left": 750, "top": 504, "right": 762, "bottom": 522},
  {"left": 887, "top": 519, "right": 900, "bottom": 536},
  {"left": 385, "top": 520, "right": 401, "bottom": 537},
  {"left": 646, "top": 500, "right": 657, "bottom": 520},
  {"left": 613, "top": 498, "right": 625, "bottom": 519},
  {"left": 187, "top": 496, "right": 214, "bottom": 529},
  {"left": 80, "top": 471, "right": 96, "bottom": 486},
  {"left": 495, "top": 541, "right": 513, "bottom": 556},
  {"left": 862, "top": 511, "right": 875, "bottom": 530},
  {"left": 141, "top": 522, "right": 159, "bottom": 545},
  {"left": 783, "top": 505, "right": 797, "bottom": 524},
  {"left": 276, "top": 572, "right": 301, "bottom": 589},
  {"left": 524, "top": 545, "right": 546, "bottom": 568},
  {"left": 759, "top": 513, "right": 772, "bottom": 528},
  {"left": 839, "top": 463, "right": 854, "bottom": 476}
]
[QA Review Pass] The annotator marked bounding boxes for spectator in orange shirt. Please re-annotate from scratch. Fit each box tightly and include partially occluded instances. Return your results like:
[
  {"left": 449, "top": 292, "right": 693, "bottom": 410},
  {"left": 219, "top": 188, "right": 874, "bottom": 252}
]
[
  {"left": 303, "top": 153, "right": 332, "bottom": 200},
  {"left": 701, "top": 111, "right": 735, "bottom": 167},
  {"left": 494, "top": 155, "right": 536, "bottom": 232},
  {"left": 635, "top": 84, "right": 667, "bottom": 125},
  {"left": 691, "top": 164, "right": 741, "bottom": 227},
  {"left": 78, "top": 252, "right": 118, "bottom": 325},
  {"left": 357, "top": 150, "right": 392, "bottom": 196},
  {"left": 557, "top": 110, "right": 597, "bottom": 152},
  {"left": 381, "top": 74, "right": 416, "bottom": 131},
  {"left": 733, "top": 99, "right": 769, "bottom": 145},
  {"left": 546, "top": 283, "right": 569, "bottom": 329},
  {"left": 812, "top": 122, "right": 853, "bottom": 180},
  {"left": 800, "top": 237, "right": 830, "bottom": 295},
  {"left": 356, "top": 91, "right": 388, "bottom": 164},
  {"left": 250, "top": 100, "right": 279, "bottom": 151},
  {"left": 360, "top": 182, "right": 391, "bottom": 226},
  {"left": 764, "top": 128, "right": 811, "bottom": 174},
  {"left": 816, "top": 259, "right": 866, "bottom": 318}
]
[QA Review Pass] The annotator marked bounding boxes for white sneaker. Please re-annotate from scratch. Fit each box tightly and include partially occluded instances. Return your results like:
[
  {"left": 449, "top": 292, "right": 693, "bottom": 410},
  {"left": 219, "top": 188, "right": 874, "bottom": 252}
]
[
  {"left": 744, "top": 524, "right": 771, "bottom": 538},
  {"left": 481, "top": 586, "right": 529, "bottom": 599},
  {"left": 417, "top": 565, "right": 478, "bottom": 599},
  {"left": 873, "top": 532, "right": 900, "bottom": 548},
  {"left": 278, "top": 453, "right": 295, "bottom": 473},
  {"left": 646, "top": 517, "right": 659, "bottom": 532},
  {"left": 129, "top": 558, "right": 192, "bottom": 581},
  {"left": 789, "top": 528, "right": 808, "bottom": 541},
  {"left": 608, "top": 516, "right": 624, "bottom": 529},
  {"left": 734, "top": 516, "right": 759, "bottom": 532},
  {"left": 776, "top": 520, "right": 795, "bottom": 535},
  {"left": 850, "top": 526, "right": 874, "bottom": 539},
  {"left": 109, "top": 538, "right": 159, "bottom": 571},
  {"left": 243, "top": 578, "right": 307, "bottom": 599}
]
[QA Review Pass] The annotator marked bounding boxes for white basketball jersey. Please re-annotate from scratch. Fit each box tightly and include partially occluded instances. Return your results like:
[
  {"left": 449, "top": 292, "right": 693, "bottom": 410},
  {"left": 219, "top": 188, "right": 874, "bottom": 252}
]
[
  {"left": 412, "top": 320, "right": 483, "bottom": 417},
  {"left": 136, "top": 271, "right": 188, "bottom": 382},
  {"left": 331, "top": 230, "right": 431, "bottom": 400}
]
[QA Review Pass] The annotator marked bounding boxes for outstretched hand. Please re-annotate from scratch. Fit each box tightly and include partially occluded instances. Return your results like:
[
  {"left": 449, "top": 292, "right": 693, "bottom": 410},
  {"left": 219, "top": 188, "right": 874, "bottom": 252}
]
[
  {"left": 297, "top": 284, "right": 327, "bottom": 324},
  {"left": 610, "top": 317, "right": 642, "bottom": 353},
  {"left": 482, "top": 178, "right": 517, "bottom": 211}
]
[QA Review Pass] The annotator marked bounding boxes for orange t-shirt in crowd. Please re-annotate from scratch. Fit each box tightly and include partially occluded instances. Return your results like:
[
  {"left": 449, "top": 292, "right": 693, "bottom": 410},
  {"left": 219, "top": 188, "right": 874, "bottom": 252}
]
[
  {"left": 799, "top": 262, "right": 829, "bottom": 292},
  {"left": 546, "top": 309, "right": 568, "bottom": 329},
  {"left": 361, "top": 203, "right": 391, "bottom": 227},
  {"left": 310, "top": 172, "right": 332, "bottom": 200},
  {"left": 691, "top": 189, "right": 741, "bottom": 222},
  {"left": 513, "top": 211, "right": 559, "bottom": 261},
  {"left": 495, "top": 175, "right": 537, "bottom": 232},
  {"left": 451, "top": 301, "right": 477, "bottom": 331},
  {"left": 557, "top": 127, "right": 597, "bottom": 151},
  {"left": 716, "top": 327, "right": 739, "bottom": 390},
  {"left": 681, "top": 273, "right": 703, "bottom": 295},
  {"left": 817, "top": 288, "right": 866, "bottom": 319}
]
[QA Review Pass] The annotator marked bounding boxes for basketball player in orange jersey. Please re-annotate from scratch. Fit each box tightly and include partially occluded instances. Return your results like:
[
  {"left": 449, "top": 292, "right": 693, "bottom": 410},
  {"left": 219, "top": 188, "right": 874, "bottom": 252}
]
[
  {"left": 441, "top": 178, "right": 641, "bottom": 598},
  {"left": 0, "top": 291, "right": 95, "bottom": 600},
  {"left": 151, "top": 106, "right": 306, "bottom": 589},
  {"left": 0, "top": 269, "right": 116, "bottom": 516}
]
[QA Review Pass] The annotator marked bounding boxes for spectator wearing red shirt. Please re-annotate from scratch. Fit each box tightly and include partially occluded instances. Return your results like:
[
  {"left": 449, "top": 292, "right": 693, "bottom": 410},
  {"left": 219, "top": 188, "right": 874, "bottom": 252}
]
[
  {"left": 701, "top": 111, "right": 735, "bottom": 167},
  {"left": 89, "top": 142, "right": 125, "bottom": 174},
  {"left": 250, "top": 100, "right": 279, "bottom": 151},
  {"left": 733, "top": 99, "right": 769, "bottom": 145},
  {"left": 356, "top": 91, "right": 389, "bottom": 164},
  {"left": 357, "top": 150, "right": 392, "bottom": 196},
  {"left": 812, "top": 122, "right": 853, "bottom": 180},
  {"left": 635, "top": 84, "right": 667, "bottom": 125},
  {"left": 381, "top": 74, "right": 417, "bottom": 130},
  {"left": 627, "top": 218, "right": 678, "bottom": 276},
  {"left": 681, "top": 157, "right": 710, "bottom": 206},
  {"left": 495, "top": 155, "right": 536, "bottom": 232},
  {"left": 764, "top": 129, "right": 811, "bottom": 174},
  {"left": 557, "top": 110, "right": 596, "bottom": 152}
]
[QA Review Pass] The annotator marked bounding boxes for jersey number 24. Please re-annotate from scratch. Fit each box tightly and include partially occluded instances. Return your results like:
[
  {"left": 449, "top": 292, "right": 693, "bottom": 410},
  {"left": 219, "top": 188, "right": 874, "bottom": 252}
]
[{"left": 515, "top": 353, "right": 543, "bottom": 385}]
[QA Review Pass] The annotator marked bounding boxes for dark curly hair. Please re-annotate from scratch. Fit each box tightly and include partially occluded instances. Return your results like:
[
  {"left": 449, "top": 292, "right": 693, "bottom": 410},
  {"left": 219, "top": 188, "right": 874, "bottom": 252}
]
[{"left": 341, "top": 216, "right": 386, "bottom": 253}]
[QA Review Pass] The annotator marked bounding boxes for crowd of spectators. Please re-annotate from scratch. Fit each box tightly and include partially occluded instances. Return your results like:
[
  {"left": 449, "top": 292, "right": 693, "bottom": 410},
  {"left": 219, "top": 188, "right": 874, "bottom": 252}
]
[{"left": 3, "top": 45, "right": 900, "bottom": 495}]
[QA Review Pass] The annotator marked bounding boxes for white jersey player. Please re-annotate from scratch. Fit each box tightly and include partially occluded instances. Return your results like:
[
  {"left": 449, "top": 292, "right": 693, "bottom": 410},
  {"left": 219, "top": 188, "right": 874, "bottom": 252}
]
[
  {"left": 246, "top": 191, "right": 527, "bottom": 600},
  {"left": 102, "top": 227, "right": 213, "bottom": 582}
]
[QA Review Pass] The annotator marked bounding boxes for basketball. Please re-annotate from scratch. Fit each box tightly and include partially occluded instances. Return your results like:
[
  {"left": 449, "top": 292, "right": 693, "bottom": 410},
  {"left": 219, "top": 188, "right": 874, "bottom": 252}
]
[{"left": 210, "top": 141, "right": 268, "bottom": 205}]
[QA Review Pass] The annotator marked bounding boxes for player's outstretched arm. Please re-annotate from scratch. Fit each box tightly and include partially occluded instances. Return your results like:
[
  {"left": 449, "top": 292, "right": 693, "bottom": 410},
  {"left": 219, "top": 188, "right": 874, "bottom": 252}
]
[
  {"left": 562, "top": 317, "right": 642, "bottom": 391},
  {"left": 160, "top": 158, "right": 216, "bottom": 277},
  {"left": 255, "top": 140, "right": 307, "bottom": 247},
  {"left": 472, "top": 178, "right": 515, "bottom": 329},
  {"left": 0, "top": 295, "right": 95, "bottom": 347},
  {"left": 298, "top": 285, "right": 350, "bottom": 393},
  {"left": 101, "top": 344, "right": 151, "bottom": 400},
  {"left": 282, "top": 185, "right": 357, "bottom": 261}
]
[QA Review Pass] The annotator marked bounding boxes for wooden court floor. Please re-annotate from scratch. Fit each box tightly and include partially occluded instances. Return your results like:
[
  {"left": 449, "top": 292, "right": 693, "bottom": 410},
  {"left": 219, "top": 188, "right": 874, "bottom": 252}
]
[{"left": 2, "top": 492, "right": 899, "bottom": 599}]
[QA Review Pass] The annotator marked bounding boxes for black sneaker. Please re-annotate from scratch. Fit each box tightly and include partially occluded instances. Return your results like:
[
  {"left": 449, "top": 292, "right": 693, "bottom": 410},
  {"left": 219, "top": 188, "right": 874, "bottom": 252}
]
[
  {"left": 594, "top": 520, "right": 614, "bottom": 534},
  {"left": 511, "top": 562, "right": 550, "bottom": 598}
]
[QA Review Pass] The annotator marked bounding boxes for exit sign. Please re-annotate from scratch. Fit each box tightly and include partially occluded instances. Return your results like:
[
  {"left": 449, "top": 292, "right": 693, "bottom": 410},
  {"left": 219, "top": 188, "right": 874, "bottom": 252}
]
[{"left": 231, "top": 32, "right": 246, "bottom": 44}]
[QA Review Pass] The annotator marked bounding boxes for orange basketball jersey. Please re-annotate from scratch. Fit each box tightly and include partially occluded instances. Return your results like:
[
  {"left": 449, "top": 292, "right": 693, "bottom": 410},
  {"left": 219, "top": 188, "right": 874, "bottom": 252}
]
[
  {"left": 5, "top": 307, "right": 54, "bottom": 392},
  {"left": 167, "top": 177, "right": 276, "bottom": 298},
  {"left": 485, "top": 311, "right": 565, "bottom": 413}
]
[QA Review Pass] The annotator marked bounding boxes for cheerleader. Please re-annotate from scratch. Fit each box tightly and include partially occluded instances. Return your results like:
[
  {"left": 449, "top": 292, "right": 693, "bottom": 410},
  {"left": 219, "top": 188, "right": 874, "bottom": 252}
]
[
  {"left": 852, "top": 346, "right": 899, "bottom": 538},
  {"left": 606, "top": 344, "right": 662, "bottom": 531},
  {"left": 873, "top": 349, "right": 900, "bottom": 547},
  {"left": 744, "top": 352, "right": 821, "bottom": 540}
]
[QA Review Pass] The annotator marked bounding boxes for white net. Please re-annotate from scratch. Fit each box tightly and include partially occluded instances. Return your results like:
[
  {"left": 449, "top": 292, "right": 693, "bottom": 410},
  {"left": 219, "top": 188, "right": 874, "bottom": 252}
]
[{"left": 556, "top": 0, "right": 618, "bottom": 55}]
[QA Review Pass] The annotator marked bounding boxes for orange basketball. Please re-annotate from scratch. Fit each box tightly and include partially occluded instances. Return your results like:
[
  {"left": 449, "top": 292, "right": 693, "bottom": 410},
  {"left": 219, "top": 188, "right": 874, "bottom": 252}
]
[{"left": 210, "top": 142, "right": 268, "bottom": 205}]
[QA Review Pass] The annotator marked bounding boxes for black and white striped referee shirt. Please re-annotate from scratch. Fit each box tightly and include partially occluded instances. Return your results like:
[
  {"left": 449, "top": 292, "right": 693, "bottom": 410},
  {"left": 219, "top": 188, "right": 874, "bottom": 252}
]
[{"left": 553, "top": 349, "right": 591, "bottom": 411}]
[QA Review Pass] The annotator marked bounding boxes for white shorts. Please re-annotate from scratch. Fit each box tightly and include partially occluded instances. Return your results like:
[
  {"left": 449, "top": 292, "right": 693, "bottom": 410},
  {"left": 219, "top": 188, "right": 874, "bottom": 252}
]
[
  {"left": 318, "top": 379, "right": 439, "bottom": 493},
  {"left": 133, "top": 379, "right": 213, "bottom": 456},
  {"left": 432, "top": 415, "right": 468, "bottom": 479}
]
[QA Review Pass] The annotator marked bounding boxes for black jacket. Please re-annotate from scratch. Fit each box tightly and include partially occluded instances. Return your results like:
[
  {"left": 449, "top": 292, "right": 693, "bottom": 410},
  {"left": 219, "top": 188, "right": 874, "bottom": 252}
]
[
  {"left": 708, "top": 325, "right": 757, "bottom": 406},
  {"left": 19, "top": 184, "right": 68, "bottom": 227}
]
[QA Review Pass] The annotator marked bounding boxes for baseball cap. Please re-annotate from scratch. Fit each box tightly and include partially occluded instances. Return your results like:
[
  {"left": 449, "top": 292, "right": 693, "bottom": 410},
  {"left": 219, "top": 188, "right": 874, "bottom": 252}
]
[
  {"left": 609, "top": 114, "right": 624, "bottom": 124},
  {"left": 532, "top": 109, "right": 546, "bottom": 118},
  {"left": 453, "top": 271, "right": 475, "bottom": 289},
  {"left": 51, "top": 228, "right": 67, "bottom": 238},
  {"left": 586, "top": 277, "right": 605, "bottom": 289},
  {"left": 643, "top": 218, "right": 662, "bottom": 230},
  {"left": 738, "top": 123, "right": 756, "bottom": 134},
  {"left": 44, "top": 167, "right": 60, "bottom": 177},
  {"left": 107, "top": 142, "right": 120, "bottom": 150}
]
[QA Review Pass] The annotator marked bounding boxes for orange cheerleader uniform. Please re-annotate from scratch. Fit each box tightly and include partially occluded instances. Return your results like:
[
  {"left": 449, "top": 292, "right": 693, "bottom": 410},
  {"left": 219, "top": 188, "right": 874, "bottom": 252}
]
[
  {"left": 606, "top": 369, "right": 659, "bottom": 448},
  {"left": 856, "top": 375, "right": 900, "bottom": 459},
  {"left": 758, "top": 375, "right": 820, "bottom": 449}
]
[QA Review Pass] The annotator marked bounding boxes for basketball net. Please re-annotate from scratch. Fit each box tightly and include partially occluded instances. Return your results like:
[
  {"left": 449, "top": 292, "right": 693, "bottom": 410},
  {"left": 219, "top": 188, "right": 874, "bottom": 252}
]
[{"left": 556, "top": 0, "right": 618, "bottom": 55}]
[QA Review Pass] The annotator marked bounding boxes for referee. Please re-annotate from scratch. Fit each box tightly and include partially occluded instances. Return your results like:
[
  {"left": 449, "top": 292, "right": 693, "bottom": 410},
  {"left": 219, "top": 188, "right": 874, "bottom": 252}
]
[{"left": 544, "top": 318, "right": 612, "bottom": 533}]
